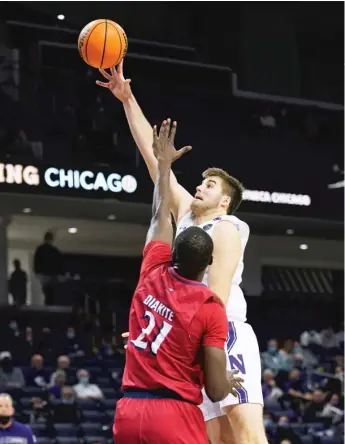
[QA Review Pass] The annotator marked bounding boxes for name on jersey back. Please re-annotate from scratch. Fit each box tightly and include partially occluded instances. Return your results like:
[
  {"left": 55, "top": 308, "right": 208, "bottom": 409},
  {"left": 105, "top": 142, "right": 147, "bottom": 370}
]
[{"left": 143, "top": 295, "right": 174, "bottom": 322}]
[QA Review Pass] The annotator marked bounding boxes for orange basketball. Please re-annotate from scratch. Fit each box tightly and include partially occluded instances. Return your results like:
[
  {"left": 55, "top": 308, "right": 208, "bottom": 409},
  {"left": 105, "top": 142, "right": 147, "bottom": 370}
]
[{"left": 78, "top": 19, "right": 128, "bottom": 69}]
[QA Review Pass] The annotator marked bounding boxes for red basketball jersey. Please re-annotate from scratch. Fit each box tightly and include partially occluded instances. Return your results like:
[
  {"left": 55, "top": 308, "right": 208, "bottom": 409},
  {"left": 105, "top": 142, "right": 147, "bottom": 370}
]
[{"left": 122, "top": 241, "right": 227, "bottom": 405}]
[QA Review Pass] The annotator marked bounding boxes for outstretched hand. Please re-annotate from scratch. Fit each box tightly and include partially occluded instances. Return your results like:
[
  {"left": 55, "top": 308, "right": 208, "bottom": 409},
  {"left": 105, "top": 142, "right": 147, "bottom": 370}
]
[
  {"left": 152, "top": 118, "right": 192, "bottom": 163},
  {"left": 96, "top": 60, "right": 132, "bottom": 102}
]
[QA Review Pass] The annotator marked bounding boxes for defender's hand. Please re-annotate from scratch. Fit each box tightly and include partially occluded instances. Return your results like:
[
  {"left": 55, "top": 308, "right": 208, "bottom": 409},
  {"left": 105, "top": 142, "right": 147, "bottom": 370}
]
[
  {"left": 96, "top": 60, "right": 132, "bottom": 102},
  {"left": 227, "top": 369, "right": 245, "bottom": 397},
  {"left": 153, "top": 119, "right": 192, "bottom": 164}
]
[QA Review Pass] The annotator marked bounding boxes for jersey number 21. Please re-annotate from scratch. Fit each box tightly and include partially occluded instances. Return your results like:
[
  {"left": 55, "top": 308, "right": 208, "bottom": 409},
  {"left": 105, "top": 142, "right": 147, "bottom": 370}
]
[{"left": 131, "top": 311, "right": 172, "bottom": 355}]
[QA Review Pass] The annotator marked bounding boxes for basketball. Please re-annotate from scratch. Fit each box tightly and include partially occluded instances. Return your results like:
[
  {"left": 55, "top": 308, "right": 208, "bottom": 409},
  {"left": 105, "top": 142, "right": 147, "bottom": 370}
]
[{"left": 78, "top": 19, "right": 128, "bottom": 69}]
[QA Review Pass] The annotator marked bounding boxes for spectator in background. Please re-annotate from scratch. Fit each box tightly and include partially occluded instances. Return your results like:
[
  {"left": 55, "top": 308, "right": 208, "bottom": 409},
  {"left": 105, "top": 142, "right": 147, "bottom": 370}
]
[
  {"left": 261, "top": 339, "right": 285, "bottom": 374},
  {"left": 50, "top": 355, "right": 73, "bottom": 386},
  {"left": 9, "top": 259, "right": 27, "bottom": 306},
  {"left": 33, "top": 231, "right": 64, "bottom": 305},
  {"left": 0, "top": 352, "right": 25, "bottom": 388},
  {"left": 30, "top": 397, "right": 51, "bottom": 425},
  {"left": 335, "top": 322, "right": 344, "bottom": 350},
  {"left": 321, "top": 393, "right": 343, "bottom": 424},
  {"left": 73, "top": 369, "right": 103, "bottom": 401},
  {"left": 25, "top": 354, "right": 49, "bottom": 388},
  {"left": 49, "top": 371, "right": 66, "bottom": 400},
  {"left": 0, "top": 393, "right": 36, "bottom": 443},
  {"left": 275, "top": 416, "right": 302, "bottom": 444},
  {"left": 64, "top": 326, "right": 86, "bottom": 359},
  {"left": 320, "top": 326, "right": 339, "bottom": 354},
  {"left": 303, "top": 389, "right": 326, "bottom": 423},
  {"left": 279, "top": 340, "right": 296, "bottom": 373},
  {"left": 53, "top": 386, "right": 81, "bottom": 424},
  {"left": 262, "top": 369, "right": 284, "bottom": 403}
]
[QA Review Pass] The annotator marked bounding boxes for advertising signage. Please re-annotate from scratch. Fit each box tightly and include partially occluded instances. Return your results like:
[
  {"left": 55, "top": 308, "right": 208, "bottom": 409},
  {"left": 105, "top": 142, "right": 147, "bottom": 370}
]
[{"left": 0, "top": 161, "right": 342, "bottom": 221}]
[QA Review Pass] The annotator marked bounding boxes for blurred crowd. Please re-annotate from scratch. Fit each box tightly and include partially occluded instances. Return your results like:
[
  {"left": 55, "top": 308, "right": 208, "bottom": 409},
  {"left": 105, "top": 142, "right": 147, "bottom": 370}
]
[
  {"left": 260, "top": 326, "right": 344, "bottom": 443},
  {"left": 1, "top": 320, "right": 124, "bottom": 444},
  {"left": 0, "top": 312, "right": 343, "bottom": 444}
]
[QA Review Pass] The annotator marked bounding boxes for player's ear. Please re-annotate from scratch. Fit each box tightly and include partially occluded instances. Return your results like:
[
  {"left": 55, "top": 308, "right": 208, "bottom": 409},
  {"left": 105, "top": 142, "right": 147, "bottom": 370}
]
[
  {"left": 222, "top": 195, "right": 231, "bottom": 208},
  {"left": 208, "top": 256, "right": 213, "bottom": 266}
]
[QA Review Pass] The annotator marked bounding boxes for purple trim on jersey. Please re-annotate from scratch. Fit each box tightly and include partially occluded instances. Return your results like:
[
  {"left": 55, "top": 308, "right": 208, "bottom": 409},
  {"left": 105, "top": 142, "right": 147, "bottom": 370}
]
[
  {"left": 227, "top": 321, "right": 248, "bottom": 404},
  {"left": 168, "top": 267, "right": 206, "bottom": 286}
]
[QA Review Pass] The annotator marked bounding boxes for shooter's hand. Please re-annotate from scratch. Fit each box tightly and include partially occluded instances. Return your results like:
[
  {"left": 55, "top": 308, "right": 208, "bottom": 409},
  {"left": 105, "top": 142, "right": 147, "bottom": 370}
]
[{"left": 96, "top": 60, "right": 132, "bottom": 103}]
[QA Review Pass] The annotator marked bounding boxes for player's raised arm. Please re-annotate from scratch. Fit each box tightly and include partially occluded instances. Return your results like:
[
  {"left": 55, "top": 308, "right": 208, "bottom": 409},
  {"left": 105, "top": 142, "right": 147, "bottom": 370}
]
[
  {"left": 96, "top": 61, "right": 193, "bottom": 221},
  {"left": 208, "top": 222, "right": 242, "bottom": 305},
  {"left": 145, "top": 120, "right": 176, "bottom": 246}
]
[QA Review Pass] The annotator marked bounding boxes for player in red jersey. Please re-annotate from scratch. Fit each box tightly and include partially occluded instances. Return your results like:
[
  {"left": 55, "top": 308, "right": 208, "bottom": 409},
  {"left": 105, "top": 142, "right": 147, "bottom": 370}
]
[{"left": 113, "top": 120, "right": 243, "bottom": 444}]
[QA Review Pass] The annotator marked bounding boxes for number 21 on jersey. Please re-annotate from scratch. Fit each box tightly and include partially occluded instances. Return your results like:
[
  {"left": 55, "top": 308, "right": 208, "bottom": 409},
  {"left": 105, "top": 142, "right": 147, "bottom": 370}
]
[{"left": 131, "top": 311, "right": 172, "bottom": 355}]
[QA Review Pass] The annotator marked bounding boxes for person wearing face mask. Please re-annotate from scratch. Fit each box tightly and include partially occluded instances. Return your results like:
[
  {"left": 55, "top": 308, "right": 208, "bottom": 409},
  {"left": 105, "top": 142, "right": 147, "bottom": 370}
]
[
  {"left": 0, "top": 393, "right": 36, "bottom": 443},
  {"left": 73, "top": 369, "right": 103, "bottom": 401},
  {"left": 0, "top": 352, "right": 25, "bottom": 388},
  {"left": 275, "top": 415, "right": 302, "bottom": 444},
  {"left": 261, "top": 339, "right": 285, "bottom": 375}
]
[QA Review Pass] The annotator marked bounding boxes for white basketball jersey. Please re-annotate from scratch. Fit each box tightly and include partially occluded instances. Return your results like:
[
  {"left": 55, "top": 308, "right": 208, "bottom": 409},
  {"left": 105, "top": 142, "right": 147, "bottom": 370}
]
[{"left": 176, "top": 212, "right": 250, "bottom": 323}]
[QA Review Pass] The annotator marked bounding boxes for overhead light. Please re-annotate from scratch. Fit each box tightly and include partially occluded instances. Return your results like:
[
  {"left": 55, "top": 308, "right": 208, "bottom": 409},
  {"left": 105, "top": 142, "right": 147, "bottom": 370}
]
[
  {"left": 22, "top": 208, "right": 32, "bottom": 214},
  {"left": 68, "top": 227, "right": 78, "bottom": 234},
  {"left": 286, "top": 228, "right": 294, "bottom": 235},
  {"left": 299, "top": 244, "right": 308, "bottom": 250},
  {"left": 107, "top": 214, "right": 116, "bottom": 221},
  {"left": 57, "top": 14, "right": 65, "bottom": 20}
]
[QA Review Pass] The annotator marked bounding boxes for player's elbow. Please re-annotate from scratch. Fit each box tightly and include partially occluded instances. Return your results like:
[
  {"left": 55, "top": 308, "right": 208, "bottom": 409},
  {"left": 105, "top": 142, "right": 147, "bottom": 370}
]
[{"left": 204, "top": 383, "right": 227, "bottom": 403}]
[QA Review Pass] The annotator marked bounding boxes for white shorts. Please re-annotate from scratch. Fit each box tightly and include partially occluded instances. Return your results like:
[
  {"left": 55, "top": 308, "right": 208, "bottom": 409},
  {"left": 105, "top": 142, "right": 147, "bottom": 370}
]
[{"left": 198, "top": 320, "right": 263, "bottom": 422}]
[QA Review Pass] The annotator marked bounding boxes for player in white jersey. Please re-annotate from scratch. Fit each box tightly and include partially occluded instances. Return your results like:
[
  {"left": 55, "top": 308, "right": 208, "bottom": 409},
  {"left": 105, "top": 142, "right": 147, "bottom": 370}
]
[{"left": 97, "top": 62, "right": 267, "bottom": 444}]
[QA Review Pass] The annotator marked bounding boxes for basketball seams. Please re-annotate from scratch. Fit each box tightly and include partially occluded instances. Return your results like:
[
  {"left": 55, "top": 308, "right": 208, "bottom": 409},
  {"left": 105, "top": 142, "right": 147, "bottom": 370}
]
[
  {"left": 99, "top": 19, "right": 108, "bottom": 69},
  {"left": 107, "top": 22, "right": 124, "bottom": 67},
  {"left": 84, "top": 20, "right": 104, "bottom": 65}
]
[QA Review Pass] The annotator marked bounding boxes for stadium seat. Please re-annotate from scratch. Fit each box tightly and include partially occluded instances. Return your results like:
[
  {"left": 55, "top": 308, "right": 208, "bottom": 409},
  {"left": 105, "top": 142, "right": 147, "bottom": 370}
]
[
  {"left": 82, "top": 409, "right": 102, "bottom": 421},
  {"left": 56, "top": 438, "right": 79, "bottom": 444},
  {"left": 102, "top": 388, "right": 117, "bottom": 398},
  {"left": 306, "top": 422, "right": 325, "bottom": 432},
  {"left": 102, "top": 398, "right": 117, "bottom": 409},
  {"left": 78, "top": 400, "right": 99, "bottom": 410},
  {"left": 290, "top": 423, "right": 306, "bottom": 435},
  {"left": 31, "top": 423, "right": 48, "bottom": 436},
  {"left": 80, "top": 422, "right": 102, "bottom": 436},
  {"left": 54, "top": 423, "right": 77, "bottom": 437},
  {"left": 36, "top": 438, "right": 52, "bottom": 444},
  {"left": 84, "top": 437, "right": 106, "bottom": 444},
  {"left": 320, "top": 437, "right": 343, "bottom": 444},
  {"left": 23, "top": 386, "right": 45, "bottom": 397},
  {"left": 96, "top": 377, "right": 111, "bottom": 387},
  {"left": 20, "top": 397, "right": 33, "bottom": 408},
  {"left": 301, "top": 436, "right": 314, "bottom": 444}
]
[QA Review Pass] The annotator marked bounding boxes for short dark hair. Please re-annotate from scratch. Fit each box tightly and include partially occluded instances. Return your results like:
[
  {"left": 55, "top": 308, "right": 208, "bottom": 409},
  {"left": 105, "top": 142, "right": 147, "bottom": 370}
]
[
  {"left": 172, "top": 227, "right": 213, "bottom": 280},
  {"left": 202, "top": 167, "right": 244, "bottom": 214},
  {"left": 44, "top": 231, "right": 54, "bottom": 242}
]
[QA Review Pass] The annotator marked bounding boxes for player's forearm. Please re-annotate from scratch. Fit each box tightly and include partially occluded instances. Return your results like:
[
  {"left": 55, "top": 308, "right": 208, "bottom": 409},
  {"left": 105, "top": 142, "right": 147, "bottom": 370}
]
[{"left": 123, "top": 95, "right": 158, "bottom": 181}]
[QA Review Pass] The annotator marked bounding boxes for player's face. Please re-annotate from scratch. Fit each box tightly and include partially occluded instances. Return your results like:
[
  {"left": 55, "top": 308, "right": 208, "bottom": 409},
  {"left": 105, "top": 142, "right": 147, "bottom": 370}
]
[{"left": 191, "top": 176, "right": 230, "bottom": 215}]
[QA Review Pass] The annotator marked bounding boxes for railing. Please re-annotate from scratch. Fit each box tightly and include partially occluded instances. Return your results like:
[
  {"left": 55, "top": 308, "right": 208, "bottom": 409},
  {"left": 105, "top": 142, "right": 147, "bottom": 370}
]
[{"left": 7, "top": 19, "right": 344, "bottom": 111}]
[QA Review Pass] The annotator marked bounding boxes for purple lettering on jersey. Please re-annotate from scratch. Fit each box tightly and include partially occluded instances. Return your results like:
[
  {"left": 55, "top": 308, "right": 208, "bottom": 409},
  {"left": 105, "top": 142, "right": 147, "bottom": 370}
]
[
  {"left": 229, "top": 354, "right": 246, "bottom": 375},
  {"left": 213, "top": 216, "right": 222, "bottom": 221}
]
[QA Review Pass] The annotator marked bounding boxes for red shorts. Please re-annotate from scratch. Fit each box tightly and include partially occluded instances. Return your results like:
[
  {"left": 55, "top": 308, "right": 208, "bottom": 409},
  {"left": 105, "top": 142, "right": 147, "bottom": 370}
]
[{"left": 113, "top": 397, "right": 208, "bottom": 444}]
